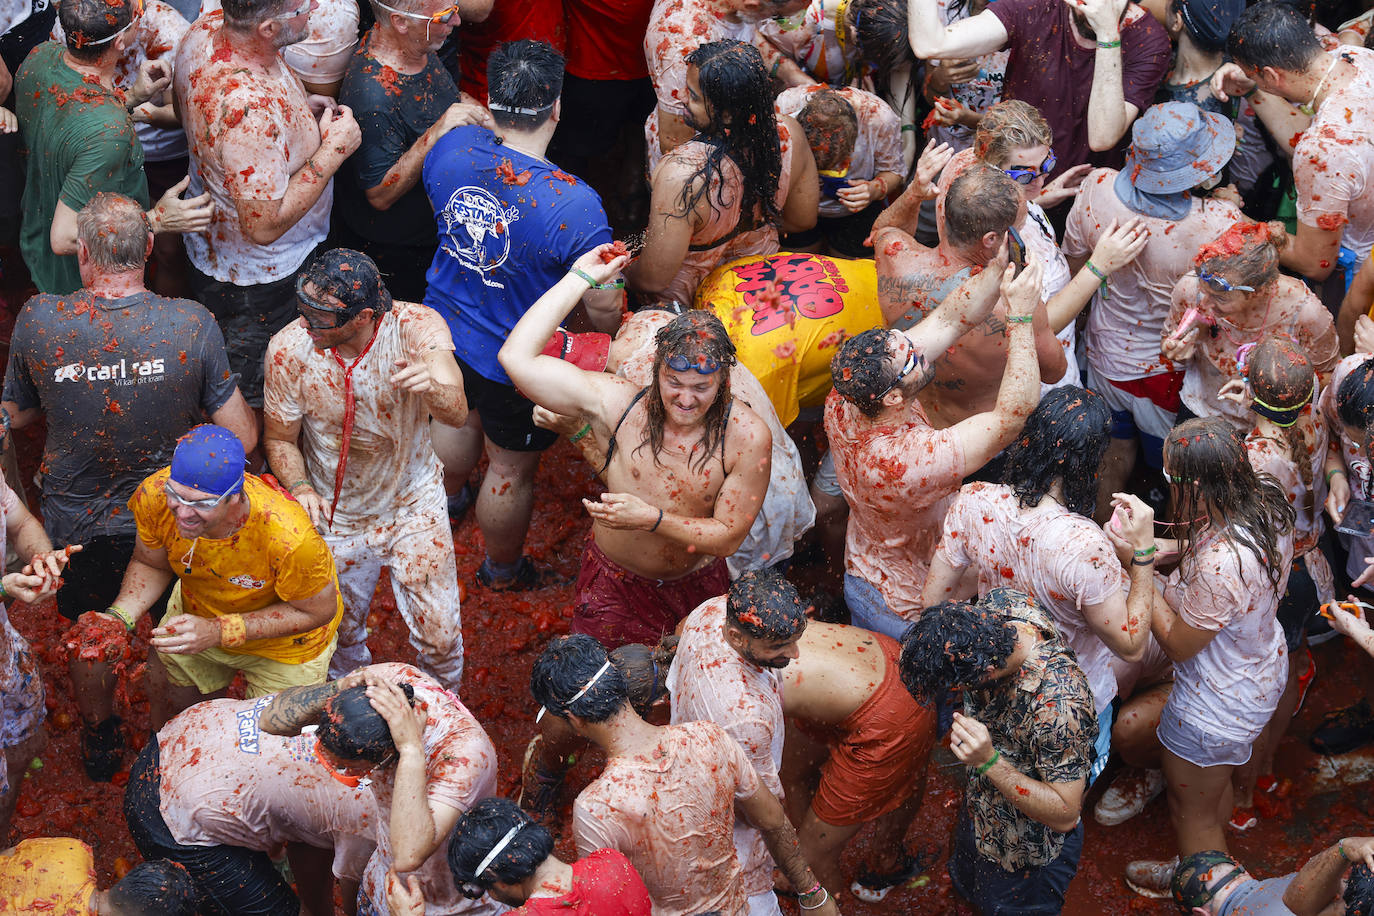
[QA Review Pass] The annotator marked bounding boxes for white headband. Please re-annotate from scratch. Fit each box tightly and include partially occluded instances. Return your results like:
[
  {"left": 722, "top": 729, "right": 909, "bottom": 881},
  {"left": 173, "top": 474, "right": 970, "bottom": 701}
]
[
  {"left": 536, "top": 659, "right": 612, "bottom": 724},
  {"left": 474, "top": 824, "right": 522, "bottom": 879},
  {"left": 488, "top": 101, "right": 552, "bottom": 116}
]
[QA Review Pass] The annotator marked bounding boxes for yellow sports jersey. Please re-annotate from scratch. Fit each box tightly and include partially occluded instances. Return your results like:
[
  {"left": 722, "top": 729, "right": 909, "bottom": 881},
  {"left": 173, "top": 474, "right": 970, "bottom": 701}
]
[
  {"left": 696, "top": 252, "right": 883, "bottom": 427},
  {"left": 130, "top": 469, "right": 343, "bottom": 663},
  {"left": 0, "top": 837, "right": 96, "bottom": 915}
]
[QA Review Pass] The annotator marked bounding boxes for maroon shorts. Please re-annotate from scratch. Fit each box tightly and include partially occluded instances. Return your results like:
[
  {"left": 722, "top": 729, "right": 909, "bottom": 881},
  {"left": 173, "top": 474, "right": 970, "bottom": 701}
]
[{"left": 572, "top": 538, "right": 729, "bottom": 649}]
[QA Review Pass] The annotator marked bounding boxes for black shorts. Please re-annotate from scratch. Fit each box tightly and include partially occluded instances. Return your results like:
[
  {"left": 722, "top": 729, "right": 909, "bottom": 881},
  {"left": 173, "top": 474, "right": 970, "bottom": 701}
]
[
  {"left": 1278, "top": 553, "right": 1319, "bottom": 651},
  {"left": 549, "top": 75, "right": 657, "bottom": 163},
  {"left": 188, "top": 257, "right": 311, "bottom": 408},
  {"left": 455, "top": 355, "right": 558, "bottom": 453},
  {"left": 124, "top": 740, "right": 301, "bottom": 916},
  {"left": 55, "top": 533, "right": 137, "bottom": 622},
  {"left": 782, "top": 200, "right": 886, "bottom": 259}
]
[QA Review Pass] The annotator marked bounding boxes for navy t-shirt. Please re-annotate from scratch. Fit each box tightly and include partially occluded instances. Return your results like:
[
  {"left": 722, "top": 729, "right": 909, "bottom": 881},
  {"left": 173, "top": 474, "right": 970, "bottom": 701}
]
[{"left": 422, "top": 125, "right": 611, "bottom": 384}]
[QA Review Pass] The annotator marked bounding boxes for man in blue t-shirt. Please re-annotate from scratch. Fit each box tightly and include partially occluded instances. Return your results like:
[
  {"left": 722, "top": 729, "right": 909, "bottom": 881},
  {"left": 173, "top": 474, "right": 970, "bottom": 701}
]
[
  {"left": 423, "top": 39, "right": 620, "bottom": 590},
  {"left": 1168, "top": 840, "right": 1374, "bottom": 915}
]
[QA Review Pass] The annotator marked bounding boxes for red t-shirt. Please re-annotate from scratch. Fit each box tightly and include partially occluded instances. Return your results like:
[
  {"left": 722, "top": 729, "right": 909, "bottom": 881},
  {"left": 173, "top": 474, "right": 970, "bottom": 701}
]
[
  {"left": 988, "top": 0, "right": 1170, "bottom": 176},
  {"left": 564, "top": 0, "right": 653, "bottom": 80},
  {"left": 517, "top": 849, "right": 653, "bottom": 915},
  {"left": 457, "top": 0, "right": 566, "bottom": 102}
]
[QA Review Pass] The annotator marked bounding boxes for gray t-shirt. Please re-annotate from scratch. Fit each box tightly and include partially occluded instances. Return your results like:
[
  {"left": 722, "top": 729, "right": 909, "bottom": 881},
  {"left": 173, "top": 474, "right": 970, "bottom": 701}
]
[
  {"left": 1219, "top": 875, "right": 1296, "bottom": 916},
  {"left": 3, "top": 290, "right": 239, "bottom": 542}
]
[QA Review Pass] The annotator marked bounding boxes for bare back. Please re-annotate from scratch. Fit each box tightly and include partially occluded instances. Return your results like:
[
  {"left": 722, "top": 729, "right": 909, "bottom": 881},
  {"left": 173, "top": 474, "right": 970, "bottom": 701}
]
[{"left": 781, "top": 621, "right": 888, "bottom": 726}]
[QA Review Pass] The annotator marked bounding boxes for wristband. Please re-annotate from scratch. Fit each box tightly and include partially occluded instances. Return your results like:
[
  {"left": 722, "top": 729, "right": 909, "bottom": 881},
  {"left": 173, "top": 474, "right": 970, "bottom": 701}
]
[
  {"left": 873, "top": 175, "right": 889, "bottom": 198},
  {"left": 976, "top": 749, "right": 1000, "bottom": 775},
  {"left": 571, "top": 267, "right": 626, "bottom": 290},
  {"left": 770, "top": 58, "right": 782, "bottom": 78},
  {"left": 1096, "top": 38, "right": 1122, "bottom": 48},
  {"left": 1085, "top": 259, "right": 1111, "bottom": 300},
  {"left": 107, "top": 605, "right": 136, "bottom": 632},
  {"left": 901, "top": 123, "right": 917, "bottom": 132},
  {"left": 288, "top": 478, "right": 313, "bottom": 494},
  {"left": 1339, "top": 841, "right": 1351, "bottom": 862},
  {"left": 1242, "top": 85, "right": 1259, "bottom": 99},
  {"left": 800, "top": 889, "right": 831, "bottom": 911},
  {"left": 1133, "top": 545, "right": 1157, "bottom": 558},
  {"left": 219, "top": 614, "right": 247, "bottom": 648},
  {"left": 650, "top": 508, "right": 664, "bottom": 532},
  {"left": 1131, "top": 556, "right": 1157, "bottom": 566},
  {"left": 0, "top": 577, "right": 8, "bottom": 601},
  {"left": 799, "top": 883, "right": 823, "bottom": 899},
  {"left": 568, "top": 422, "right": 592, "bottom": 444},
  {"left": 1327, "top": 467, "right": 1347, "bottom": 484},
  {"left": 1006, "top": 315, "right": 1034, "bottom": 324}
]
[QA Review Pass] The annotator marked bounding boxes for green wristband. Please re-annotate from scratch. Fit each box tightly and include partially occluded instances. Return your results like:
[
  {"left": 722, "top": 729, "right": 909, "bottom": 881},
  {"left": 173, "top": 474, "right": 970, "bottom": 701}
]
[
  {"left": 1097, "top": 38, "right": 1122, "bottom": 48},
  {"left": 106, "top": 605, "right": 136, "bottom": 632},
  {"left": 570, "top": 267, "right": 626, "bottom": 291},
  {"left": 1006, "top": 315, "right": 1034, "bottom": 324},
  {"left": 568, "top": 422, "right": 592, "bottom": 444},
  {"left": 1327, "top": 467, "right": 1347, "bottom": 484},
  {"left": 0, "top": 576, "right": 8, "bottom": 601},
  {"left": 976, "top": 749, "right": 1000, "bottom": 775}
]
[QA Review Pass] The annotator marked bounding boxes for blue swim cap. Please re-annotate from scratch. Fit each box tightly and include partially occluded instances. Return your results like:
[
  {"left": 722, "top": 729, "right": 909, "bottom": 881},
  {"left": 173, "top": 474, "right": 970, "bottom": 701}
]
[{"left": 170, "top": 425, "right": 245, "bottom": 497}]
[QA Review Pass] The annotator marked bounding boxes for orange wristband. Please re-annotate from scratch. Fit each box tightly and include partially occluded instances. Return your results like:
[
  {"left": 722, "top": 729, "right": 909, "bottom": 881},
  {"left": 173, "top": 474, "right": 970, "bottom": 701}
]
[{"left": 219, "top": 614, "right": 247, "bottom": 648}]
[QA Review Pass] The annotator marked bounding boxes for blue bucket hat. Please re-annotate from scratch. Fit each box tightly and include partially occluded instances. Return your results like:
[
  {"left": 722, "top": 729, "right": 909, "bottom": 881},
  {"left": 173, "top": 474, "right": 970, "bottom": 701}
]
[
  {"left": 170, "top": 425, "right": 245, "bottom": 498},
  {"left": 1118, "top": 101, "right": 1236, "bottom": 195}
]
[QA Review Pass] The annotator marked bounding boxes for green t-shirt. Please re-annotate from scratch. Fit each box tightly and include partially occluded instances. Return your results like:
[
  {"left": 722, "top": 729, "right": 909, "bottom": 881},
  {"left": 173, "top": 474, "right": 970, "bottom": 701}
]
[{"left": 16, "top": 41, "right": 149, "bottom": 295}]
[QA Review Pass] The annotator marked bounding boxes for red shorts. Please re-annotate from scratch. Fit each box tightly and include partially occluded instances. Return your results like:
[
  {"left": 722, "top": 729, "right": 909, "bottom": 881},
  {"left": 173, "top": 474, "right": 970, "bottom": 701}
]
[
  {"left": 572, "top": 538, "right": 729, "bottom": 650},
  {"left": 810, "top": 633, "right": 936, "bottom": 826}
]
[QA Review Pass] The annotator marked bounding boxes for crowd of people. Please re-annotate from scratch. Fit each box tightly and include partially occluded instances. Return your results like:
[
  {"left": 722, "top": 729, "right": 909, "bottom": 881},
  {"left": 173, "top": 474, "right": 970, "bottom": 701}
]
[{"left": 3, "top": 0, "right": 1374, "bottom": 911}]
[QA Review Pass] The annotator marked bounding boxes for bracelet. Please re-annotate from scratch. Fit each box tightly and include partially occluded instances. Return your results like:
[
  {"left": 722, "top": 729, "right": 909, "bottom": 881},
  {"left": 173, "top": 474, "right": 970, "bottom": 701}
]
[
  {"left": 219, "top": 614, "right": 247, "bottom": 649},
  {"left": 568, "top": 422, "right": 592, "bottom": 444},
  {"left": 976, "top": 749, "right": 1000, "bottom": 775},
  {"left": 1133, "top": 545, "right": 1157, "bottom": 558},
  {"left": 1096, "top": 38, "right": 1122, "bottom": 48},
  {"left": 1085, "top": 259, "right": 1111, "bottom": 301},
  {"left": 799, "top": 883, "right": 823, "bottom": 899},
  {"left": 800, "top": 889, "right": 831, "bottom": 911},
  {"left": 570, "top": 267, "right": 626, "bottom": 290},
  {"left": 770, "top": 58, "right": 782, "bottom": 79},
  {"left": 1131, "top": 556, "right": 1156, "bottom": 566},
  {"left": 901, "top": 123, "right": 918, "bottom": 132},
  {"left": 873, "top": 175, "right": 889, "bottom": 198},
  {"left": 650, "top": 508, "right": 664, "bottom": 532},
  {"left": 106, "top": 605, "right": 136, "bottom": 632},
  {"left": 1327, "top": 467, "right": 1347, "bottom": 484},
  {"left": 1006, "top": 315, "right": 1034, "bottom": 324},
  {"left": 0, "top": 577, "right": 8, "bottom": 601},
  {"left": 288, "top": 478, "right": 313, "bottom": 494},
  {"left": 1339, "top": 841, "right": 1351, "bottom": 862},
  {"left": 1242, "top": 85, "right": 1258, "bottom": 99}
]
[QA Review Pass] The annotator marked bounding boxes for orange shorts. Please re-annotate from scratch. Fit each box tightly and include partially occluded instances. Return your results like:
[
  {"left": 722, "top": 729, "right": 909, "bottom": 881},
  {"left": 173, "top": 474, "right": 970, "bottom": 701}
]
[{"left": 810, "top": 633, "right": 936, "bottom": 826}]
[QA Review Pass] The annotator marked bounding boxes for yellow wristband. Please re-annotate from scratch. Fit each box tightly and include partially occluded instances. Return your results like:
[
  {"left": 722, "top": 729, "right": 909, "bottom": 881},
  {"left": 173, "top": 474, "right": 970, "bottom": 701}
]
[{"left": 219, "top": 614, "right": 247, "bottom": 648}]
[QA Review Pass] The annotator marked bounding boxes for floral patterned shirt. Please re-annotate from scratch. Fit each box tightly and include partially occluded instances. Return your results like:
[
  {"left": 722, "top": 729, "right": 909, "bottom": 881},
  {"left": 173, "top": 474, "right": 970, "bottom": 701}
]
[{"left": 963, "top": 588, "right": 1097, "bottom": 871}]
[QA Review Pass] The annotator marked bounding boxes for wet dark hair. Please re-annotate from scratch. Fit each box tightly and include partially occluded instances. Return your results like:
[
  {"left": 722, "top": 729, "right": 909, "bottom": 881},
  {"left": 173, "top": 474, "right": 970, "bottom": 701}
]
[
  {"left": 1227, "top": 2, "right": 1325, "bottom": 73},
  {"left": 1164, "top": 417, "right": 1295, "bottom": 589},
  {"left": 797, "top": 90, "right": 858, "bottom": 172},
  {"left": 106, "top": 860, "right": 197, "bottom": 916},
  {"left": 944, "top": 165, "right": 1022, "bottom": 248},
  {"left": 831, "top": 328, "right": 899, "bottom": 417},
  {"left": 611, "top": 641, "right": 676, "bottom": 717},
  {"left": 61, "top": 0, "right": 134, "bottom": 60},
  {"left": 848, "top": 0, "right": 915, "bottom": 95},
  {"left": 680, "top": 41, "right": 783, "bottom": 231},
  {"left": 642, "top": 311, "right": 737, "bottom": 473},
  {"left": 447, "top": 798, "right": 554, "bottom": 890},
  {"left": 531, "top": 634, "right": 630, "bottom": 723},
  {"left": 1246, "top": 336, "right": 1318, "bottom": 488},
  {"left": 1002, "top": 386, "right": 1111, "bottom": 517},
  {"left": 318, "top": 682, "right": 416, "bottom": 764},
  {"left": 1348, "top": 862, "right": 1374, "bottom": 916},
  {"left": 1336, "top": 357, "right": 1374, "bottom": 433},
  {"left": 487, "top": 40, "right": 564, "bottom": 131},
  {"left": 898, "top": 599, "right": 1018, "bottom": 702},
  {"left": 726, "top": 569, "right": 809, "bottom": 641}
]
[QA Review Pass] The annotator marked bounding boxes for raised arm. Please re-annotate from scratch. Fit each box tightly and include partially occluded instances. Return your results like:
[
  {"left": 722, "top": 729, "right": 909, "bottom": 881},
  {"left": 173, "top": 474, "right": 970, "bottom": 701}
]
[
  {"left": 908, "top": 0, "right": 1009, "bottom": 60},
  {"left": 1081, "top": 0, "right": 1140, "bottom": 151},
  {"left": 946, "top": 260, "right": 1043, "bottom": 471},
  {"left": 1045, "top": 219, "right": 1148, "bottom": 332},
  {"left": 871, "top": 139, "right": 955, "bottom": 236},
  {"left": 1283, "top": 836, "right": 1374, "bottom": 916}
]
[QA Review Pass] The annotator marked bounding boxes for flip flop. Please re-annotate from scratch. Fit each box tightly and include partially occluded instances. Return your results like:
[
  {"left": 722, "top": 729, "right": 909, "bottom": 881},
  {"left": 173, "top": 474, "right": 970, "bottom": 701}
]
[{"left": 850, "top": 844, "right": 940, "bottom": 903}]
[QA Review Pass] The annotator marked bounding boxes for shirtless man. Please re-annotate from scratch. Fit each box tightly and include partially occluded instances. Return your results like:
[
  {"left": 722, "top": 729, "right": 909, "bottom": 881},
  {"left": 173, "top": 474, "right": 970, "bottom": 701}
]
[
  {"left": 531, "top": 633, "right": 839, "bottom": 916},
  {"left": 175, "top": 0, "right": 363, "bottom": 412},
  {"left": 872, "top": 164, "right": 1066, "bottom": 430},
  {"left": 826, "top": 254, "right": 1043, "bottom": 638},
  {"left": 499, "top": 246, "right": 772, "bottom": 650},
  {"left": 628, "top": 40, "right": 818, "bottom": 306}
]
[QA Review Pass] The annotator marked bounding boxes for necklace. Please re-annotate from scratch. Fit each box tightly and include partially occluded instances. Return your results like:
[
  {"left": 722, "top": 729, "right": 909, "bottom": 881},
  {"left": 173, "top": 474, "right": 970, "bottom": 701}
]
[{"left": 1299, "top": 53, "right": 1343, "bottom": 116}]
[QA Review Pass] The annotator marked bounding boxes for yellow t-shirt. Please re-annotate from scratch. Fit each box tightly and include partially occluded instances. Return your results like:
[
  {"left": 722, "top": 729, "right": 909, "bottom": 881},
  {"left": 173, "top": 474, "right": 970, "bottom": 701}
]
[
  {"left": 696, "top": 252, "right": 883, "bottom": 427},
  {"left": 130, "top": 469, "right": 343, "bottom": 663},
  {"left": 0, "top": 837, "right": 96, "bottom": 914}
]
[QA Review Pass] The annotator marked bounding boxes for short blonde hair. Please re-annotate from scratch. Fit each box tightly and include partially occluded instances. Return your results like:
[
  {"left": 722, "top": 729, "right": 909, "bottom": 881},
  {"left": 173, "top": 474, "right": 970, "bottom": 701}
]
[{"left": 974, "top": 100, "right": 1053, "bottom": 168}]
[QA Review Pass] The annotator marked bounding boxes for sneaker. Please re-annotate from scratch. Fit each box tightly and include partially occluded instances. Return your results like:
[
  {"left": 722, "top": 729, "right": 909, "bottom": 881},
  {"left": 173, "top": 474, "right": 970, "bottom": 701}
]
[
  {"left": 475, "top": 556, "right": 542, "bottom": 592},
  {"left": 1310, "top": 699, "right": 1374, "bottom": 755},
  {"left": 1125, "top": 856, "right": 1178, "bottom": 898},
  {"left": 1293, "top": 646, "right": 1316, "bottom": 717},
  {"left": 1228, "top": 807, "right": 1258, "bottom": 831},
  {"left": 1094, "top": 767, "right": 1165, "bottom": 826},
  {"left": 81, "top": 715, "right": 125, "bottom": 782}
]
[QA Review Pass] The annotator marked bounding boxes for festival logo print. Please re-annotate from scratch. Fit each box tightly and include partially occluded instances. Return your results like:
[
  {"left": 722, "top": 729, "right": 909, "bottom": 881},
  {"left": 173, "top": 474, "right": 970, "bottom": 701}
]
[{"left": 438, "top": 186, "right": 522, "bottom": 290}]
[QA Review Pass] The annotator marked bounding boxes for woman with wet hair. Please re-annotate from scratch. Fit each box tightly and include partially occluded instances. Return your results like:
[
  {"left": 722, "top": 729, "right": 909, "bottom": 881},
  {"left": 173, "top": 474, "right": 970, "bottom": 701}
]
[
  {"left": 1218, "top": 337, "right": 1331, "bottom": 826},
  {"left": 1162, "top": 220, "right": 1339, "bottom": 430},
  {"left": 1112, "top": 417, "right": 1296, "bottom": 896}
]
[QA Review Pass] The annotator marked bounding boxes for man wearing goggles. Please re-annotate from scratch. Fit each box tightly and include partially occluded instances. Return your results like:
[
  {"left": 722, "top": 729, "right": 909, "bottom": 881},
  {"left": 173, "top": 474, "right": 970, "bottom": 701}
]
[
  {"left": 500, "top": 244, "right": 773, "bottom": 650},
  {"left": 85, "top": 424, "right": 344, "bottom": 735},
  {"left": 262, "top": 249, "right": 469, "bottom": 693}
]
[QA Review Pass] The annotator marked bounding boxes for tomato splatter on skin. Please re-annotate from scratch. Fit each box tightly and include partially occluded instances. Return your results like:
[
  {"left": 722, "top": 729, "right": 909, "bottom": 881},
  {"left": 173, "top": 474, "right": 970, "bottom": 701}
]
[{"left": 1315, "top": 213, "right": 1349, "bottom": 232}]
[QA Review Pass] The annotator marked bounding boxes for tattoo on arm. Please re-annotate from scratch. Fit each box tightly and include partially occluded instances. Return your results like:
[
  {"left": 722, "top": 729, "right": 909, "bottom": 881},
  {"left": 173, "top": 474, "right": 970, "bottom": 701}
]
[
  {"left": 982, "top": 314, "right": 1007, "bottom": 337},
  {"left": 259, "top": 681, "right": 343, "bottom": 736}
]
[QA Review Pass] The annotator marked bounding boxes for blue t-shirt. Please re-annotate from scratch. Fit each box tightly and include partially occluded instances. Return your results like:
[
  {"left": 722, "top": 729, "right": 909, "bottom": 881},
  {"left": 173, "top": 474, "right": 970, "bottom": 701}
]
[
  {"left": 1219, "top": 875, "right": 1295, "bottom": 916},
  {"left": 423, "top": 125, "right": 612, "bottom": 384}
]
